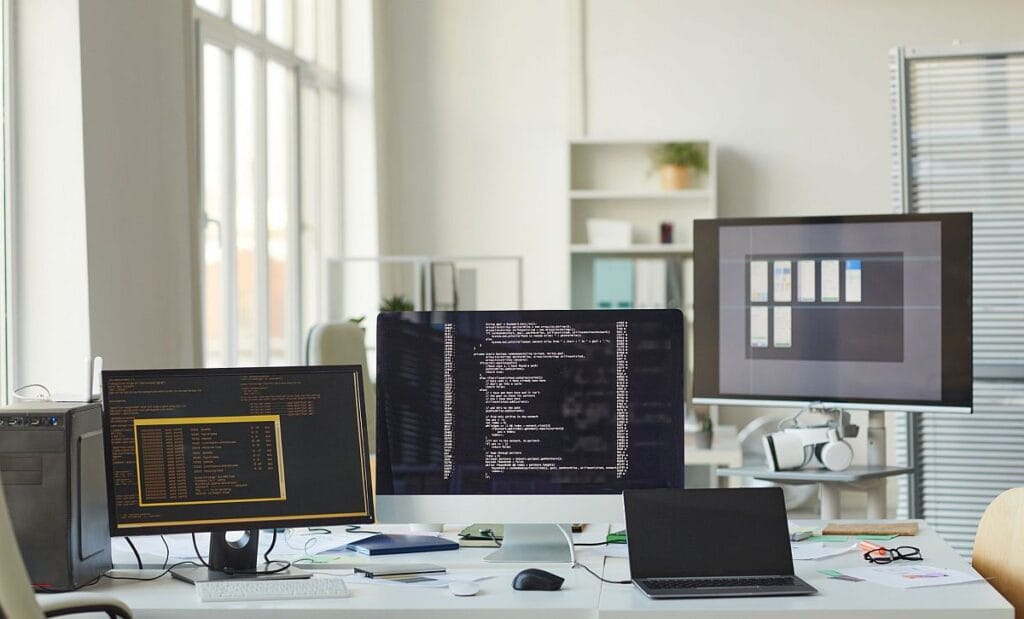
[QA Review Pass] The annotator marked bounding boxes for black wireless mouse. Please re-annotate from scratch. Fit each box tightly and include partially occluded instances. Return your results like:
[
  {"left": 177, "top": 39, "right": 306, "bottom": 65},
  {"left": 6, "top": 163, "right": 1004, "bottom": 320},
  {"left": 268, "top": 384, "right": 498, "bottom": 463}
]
[{"left": 512, "top": 568, "right": 565, "bottom": 591}]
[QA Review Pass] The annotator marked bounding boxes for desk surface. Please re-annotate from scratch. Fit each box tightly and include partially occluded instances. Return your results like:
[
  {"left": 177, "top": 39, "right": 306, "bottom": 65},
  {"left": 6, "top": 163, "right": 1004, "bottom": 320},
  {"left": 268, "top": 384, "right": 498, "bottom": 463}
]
[
  {"left": 92, "top": 522, "right": 1011, "bottom": 619},
  {"left": 718, "top": 465, "right": 915, "bottom": 483}
]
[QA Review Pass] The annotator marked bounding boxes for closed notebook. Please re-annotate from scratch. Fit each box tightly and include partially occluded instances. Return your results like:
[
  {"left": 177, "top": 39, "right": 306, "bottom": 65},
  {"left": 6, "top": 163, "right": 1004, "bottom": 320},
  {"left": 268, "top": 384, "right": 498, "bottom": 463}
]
[{"left": 345, "top": 534, "right": 459, "bottom": 556}]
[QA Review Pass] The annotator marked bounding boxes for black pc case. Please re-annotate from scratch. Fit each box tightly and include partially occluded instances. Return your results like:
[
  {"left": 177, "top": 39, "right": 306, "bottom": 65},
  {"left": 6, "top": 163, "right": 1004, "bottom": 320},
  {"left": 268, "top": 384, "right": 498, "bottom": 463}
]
[{"left": 0, "top": 402, "right": 111, "bottom": 590}]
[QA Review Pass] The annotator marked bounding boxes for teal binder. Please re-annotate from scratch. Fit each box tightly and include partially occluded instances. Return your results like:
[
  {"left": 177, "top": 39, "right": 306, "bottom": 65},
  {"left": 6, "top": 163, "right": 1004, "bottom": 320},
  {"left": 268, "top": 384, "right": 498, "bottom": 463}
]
[{"left": 593, "top": 259, "right": 634, "bottom": 309}]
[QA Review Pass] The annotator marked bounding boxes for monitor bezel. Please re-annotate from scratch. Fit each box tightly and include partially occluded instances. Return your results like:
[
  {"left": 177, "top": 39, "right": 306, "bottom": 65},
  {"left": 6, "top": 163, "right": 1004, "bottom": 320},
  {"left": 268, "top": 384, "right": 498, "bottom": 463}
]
[
  {"left": 101, "top": 365, "right": 375, "bottom": 537},
  {"left": 692, "top": 212, "right": 973, "bottom": 413}
]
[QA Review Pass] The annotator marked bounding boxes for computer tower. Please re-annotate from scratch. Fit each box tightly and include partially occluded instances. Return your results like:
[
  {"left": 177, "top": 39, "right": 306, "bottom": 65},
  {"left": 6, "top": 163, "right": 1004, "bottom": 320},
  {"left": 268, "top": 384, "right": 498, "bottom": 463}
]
[{"left": 0, "top": 402, "right": 111, "bottom": 590}]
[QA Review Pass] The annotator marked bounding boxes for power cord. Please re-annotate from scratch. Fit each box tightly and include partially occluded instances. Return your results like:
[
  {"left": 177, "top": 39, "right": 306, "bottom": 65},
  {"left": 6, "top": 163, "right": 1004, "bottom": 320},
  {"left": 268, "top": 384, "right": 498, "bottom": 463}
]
[
  {"left": 572, "top": 561, "right": 630, "bottom": 585},
  {"left": 190, "top": 532, "right": 292, "bottom": 576},
  {"left": 483, "top": 529, "right": 502, "bottom": 548},
  {"left": 125, "top": 538, "right": 143, "bottom": 569},
  {"left": 345, "top": 524, "right": 383, "bottom": 535},
  {"left": 100, "top": 561, "right": 203, "bottom": 582}
]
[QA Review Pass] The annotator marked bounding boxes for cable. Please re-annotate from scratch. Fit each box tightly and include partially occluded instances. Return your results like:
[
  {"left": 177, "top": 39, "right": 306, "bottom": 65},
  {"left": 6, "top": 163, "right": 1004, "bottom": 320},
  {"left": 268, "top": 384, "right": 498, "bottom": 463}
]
[
  {"left": 483, "top": 529, "right": 502, "bottom": 548},
  {"left": 263, "top": 528, "right": 278, "bottom": 565},
  {"left": 345, "top": 524, "right": 383, "bottom": 535},
  {"left": 190, "top": 532, "right": 292, "bottom": 576},
  {"left": 573, "top": 541, "right": 610, "bottom": 547},
  {"left": 306, "top": 527, "right": 331, "bottom": 534},
  {"left": 125, "top": 537, "right": 143, "bottom": 570},
  {"left": 572, "top": 561, "right": 631, "bottom": 585},
  {"left": 12, "top": 383, "right": 52, "bottom": 401},
  {"left": 160, "top": 535, "right": 170, "bottom": 570},
  {"left": 100, "top": 561, "right": 202, "bottom": 582}
]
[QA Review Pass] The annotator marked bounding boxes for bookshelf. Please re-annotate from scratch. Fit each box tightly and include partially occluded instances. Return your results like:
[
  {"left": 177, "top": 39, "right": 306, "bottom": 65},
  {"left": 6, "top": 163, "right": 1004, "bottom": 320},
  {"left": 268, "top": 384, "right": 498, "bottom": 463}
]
[{"left": 567, "top": 138, "right": 717, "bottom": 313}]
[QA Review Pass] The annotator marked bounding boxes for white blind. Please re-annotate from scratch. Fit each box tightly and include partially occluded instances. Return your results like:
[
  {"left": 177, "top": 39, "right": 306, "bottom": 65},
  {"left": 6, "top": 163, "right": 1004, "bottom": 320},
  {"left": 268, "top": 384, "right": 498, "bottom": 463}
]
[{"left": 891, "top": 47, "right": 1024, "bottom": 557}]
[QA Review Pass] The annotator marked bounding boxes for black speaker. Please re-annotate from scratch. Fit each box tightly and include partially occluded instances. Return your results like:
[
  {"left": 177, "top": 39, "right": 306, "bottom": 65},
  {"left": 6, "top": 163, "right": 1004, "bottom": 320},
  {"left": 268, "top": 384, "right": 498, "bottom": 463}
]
[{"left": 0, "top": 402, "right": 111, "bottom": 590}]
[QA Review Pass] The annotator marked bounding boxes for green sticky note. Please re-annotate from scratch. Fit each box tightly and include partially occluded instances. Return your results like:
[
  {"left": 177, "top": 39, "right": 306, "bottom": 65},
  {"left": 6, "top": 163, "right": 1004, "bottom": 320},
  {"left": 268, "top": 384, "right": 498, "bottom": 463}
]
[
  {"left": 808, "top": 535, "right": 850, "bottom": 542},
  {"left": 819, "top": 569, "right": 842, "bottom": 577},
  {"left": 855, "top": 534, "right": 899, "bottom": 541}
]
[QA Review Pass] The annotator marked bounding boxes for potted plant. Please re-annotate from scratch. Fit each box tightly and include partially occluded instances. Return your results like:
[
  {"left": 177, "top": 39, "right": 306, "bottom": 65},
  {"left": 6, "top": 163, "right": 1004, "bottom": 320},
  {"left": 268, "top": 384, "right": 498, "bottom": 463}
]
[
  {"left": 650, "top": 142, "right": 708, "bottom": 190},
  {"left": 380, "top": 294, "right": 415, "bottom": 312}
]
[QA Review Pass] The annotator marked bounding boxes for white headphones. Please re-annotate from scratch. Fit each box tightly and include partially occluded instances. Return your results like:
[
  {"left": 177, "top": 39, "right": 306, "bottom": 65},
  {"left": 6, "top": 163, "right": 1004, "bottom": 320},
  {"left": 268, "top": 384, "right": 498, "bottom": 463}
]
[{"left": 762, "top": 408, "right": 858, "bottom": 472}]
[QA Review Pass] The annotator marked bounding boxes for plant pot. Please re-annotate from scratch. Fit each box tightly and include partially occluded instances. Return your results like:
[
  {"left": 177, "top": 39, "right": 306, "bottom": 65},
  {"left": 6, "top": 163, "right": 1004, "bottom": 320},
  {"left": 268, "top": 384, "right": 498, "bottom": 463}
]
[{"left": 659, "top": 164, "right": 691, "bottom": 190}]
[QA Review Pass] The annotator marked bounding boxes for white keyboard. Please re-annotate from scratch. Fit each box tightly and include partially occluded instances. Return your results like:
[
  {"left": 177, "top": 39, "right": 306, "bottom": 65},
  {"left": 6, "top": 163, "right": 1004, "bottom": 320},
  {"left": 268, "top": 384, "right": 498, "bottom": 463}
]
[{"left": 195, "top": 576, "right": 350, "bottom": 603}]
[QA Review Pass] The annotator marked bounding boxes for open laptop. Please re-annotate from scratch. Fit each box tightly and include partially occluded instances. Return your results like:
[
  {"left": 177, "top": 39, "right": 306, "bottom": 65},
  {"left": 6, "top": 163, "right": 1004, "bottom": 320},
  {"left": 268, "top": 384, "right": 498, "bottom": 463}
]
[{"left": 623, "top": 487, "right": 817, "bottom": 598}]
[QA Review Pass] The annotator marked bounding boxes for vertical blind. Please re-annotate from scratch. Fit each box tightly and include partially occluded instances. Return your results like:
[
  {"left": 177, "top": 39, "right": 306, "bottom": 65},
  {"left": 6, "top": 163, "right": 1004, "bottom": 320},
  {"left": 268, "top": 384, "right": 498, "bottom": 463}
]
[{"left": 890, "top": 47, "right": 1024, "bottom": 557}]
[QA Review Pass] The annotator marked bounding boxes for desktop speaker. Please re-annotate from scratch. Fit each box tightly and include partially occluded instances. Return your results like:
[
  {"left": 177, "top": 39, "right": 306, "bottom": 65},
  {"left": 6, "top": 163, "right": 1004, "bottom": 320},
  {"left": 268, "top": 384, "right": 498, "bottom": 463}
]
[{"left": 0, "top": 402, "right": 111, "bottom": 590}]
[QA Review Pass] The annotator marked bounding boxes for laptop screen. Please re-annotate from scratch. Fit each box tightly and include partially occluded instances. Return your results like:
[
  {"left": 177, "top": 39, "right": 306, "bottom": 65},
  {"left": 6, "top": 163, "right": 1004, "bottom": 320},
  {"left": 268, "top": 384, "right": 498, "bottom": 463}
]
[{"left": 624, "top": 488, "right": 794, "bottom": 579}]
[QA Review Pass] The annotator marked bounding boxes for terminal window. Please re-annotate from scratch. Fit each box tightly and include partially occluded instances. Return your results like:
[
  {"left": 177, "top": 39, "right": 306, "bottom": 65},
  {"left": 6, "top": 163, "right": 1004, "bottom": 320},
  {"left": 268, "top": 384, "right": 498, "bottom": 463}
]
[
  {"left": 103, "top": 367, "right": 372, "bottom": 531},
  {"left": 376, "top": 311, "right": 685, "bottom": 496}
]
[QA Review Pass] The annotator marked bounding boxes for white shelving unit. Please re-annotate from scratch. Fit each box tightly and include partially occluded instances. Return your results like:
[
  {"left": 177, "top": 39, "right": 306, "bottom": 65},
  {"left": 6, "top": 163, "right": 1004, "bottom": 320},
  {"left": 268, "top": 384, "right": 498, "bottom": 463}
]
[{"left": 567, "top": 138, "right": 718, "bottom": 312}]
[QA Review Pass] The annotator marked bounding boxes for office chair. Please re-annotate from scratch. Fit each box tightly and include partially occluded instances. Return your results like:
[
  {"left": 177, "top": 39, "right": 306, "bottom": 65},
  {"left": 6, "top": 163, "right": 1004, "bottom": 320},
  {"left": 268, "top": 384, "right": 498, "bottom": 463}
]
[
  {"left": 306, "top": 321, "right": 377, "bottom": 448},
  {"left": 0, "top": 486, "right": 131, "bottom": 619},
  {"left": 973, "top": 487, "right": 1024, "bottom": 618}
]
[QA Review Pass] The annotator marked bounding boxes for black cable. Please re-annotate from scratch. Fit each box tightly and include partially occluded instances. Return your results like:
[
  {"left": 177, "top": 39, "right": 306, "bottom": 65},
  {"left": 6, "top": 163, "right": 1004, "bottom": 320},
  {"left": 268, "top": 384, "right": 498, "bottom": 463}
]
[
  {"left": 263, "top": 528, "right": 278, "bottom": 565},
  {"left": 572, "top": 561, "right": 631, "bottom": 585},
  {"left": 100, "top": 561, "right": 202, "bottom": 582},
  {"left": 345, "top": 524, "right": 383, "bottom": 535},
  {"left": 483, "top": 529, "right": 502, "bottom": 548},
  {"left": 573, "top": 541, "right": 610, "bottom": 547},
  {"left": 191, "top": 532, "right": 292, "bottom": 576},
  {"left": 307, "top": 527, "right": 331, "bottom": 534},
  {"left": 125, "top": 538, "right": 143, "bottom": 570},
  {"left": 160, "top": 535, "right": 170, "bottom": 570}
]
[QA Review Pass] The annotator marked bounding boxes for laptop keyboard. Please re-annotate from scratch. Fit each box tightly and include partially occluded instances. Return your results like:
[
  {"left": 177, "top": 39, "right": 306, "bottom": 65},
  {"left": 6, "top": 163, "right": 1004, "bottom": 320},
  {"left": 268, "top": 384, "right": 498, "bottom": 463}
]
[{"left": 647, "top": 576, "right": 796, "bottom": 589}]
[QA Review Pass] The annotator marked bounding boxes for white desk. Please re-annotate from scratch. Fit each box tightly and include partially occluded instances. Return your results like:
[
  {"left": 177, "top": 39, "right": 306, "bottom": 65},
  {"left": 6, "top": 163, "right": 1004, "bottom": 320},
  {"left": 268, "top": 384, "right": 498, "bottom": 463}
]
[
  {"left": 599, "top": 521, "right": 1011, "bottom": 619},
  {"left": 92, "top": 522, "right": 1012, "bottom": 618}
]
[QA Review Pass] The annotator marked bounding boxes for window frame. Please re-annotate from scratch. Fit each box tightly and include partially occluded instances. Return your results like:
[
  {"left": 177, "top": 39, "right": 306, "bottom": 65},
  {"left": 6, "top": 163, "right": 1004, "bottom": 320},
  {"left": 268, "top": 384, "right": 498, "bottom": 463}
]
[{"left": 194, "top": 1, "right": 341, "bottom": 367}]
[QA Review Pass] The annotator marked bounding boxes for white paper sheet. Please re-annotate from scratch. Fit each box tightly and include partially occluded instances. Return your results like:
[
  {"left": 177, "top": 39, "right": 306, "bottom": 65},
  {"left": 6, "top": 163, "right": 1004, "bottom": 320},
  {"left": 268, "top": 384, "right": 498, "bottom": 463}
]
[
  {"left": 839, "top": 564, "right": 984, "bottom": 589},
  {"left": 750, "top": 261, "right": 769, "bottom": 302},
  {"left": 773, "top": 261, "right": 792, "bottom": 302},
  {"left": 750, "top": 307, "right": 769, "bottom": 348},
  {"left": 845, "top": 259, "right": 862, "bottom": 302},
  {"left": 773, "top": 306, "right": 792, "bottom": 348},
  {"left": 821, "top": 260, "right": 840, "bottom": 302},
  {"left": 790, "top": 542, "right": 856, "bottom": 561},
  {"left": 797, "top": 260, "right": 816, "bottom": 302}
]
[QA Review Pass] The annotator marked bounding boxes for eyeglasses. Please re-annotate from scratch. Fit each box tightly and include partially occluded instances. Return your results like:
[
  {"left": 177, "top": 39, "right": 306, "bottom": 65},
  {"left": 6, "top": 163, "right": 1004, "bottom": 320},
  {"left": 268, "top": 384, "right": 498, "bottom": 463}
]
[{"left": 863, "top": 545, "right": 922, "bottom": 564}]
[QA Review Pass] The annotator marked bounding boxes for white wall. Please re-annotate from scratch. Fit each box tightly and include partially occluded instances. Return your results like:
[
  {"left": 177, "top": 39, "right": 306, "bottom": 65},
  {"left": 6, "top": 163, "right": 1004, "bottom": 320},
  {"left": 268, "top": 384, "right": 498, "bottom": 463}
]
[
  {"left": 584, "top": 0, "right": 1024, "bottom": 220},
  {"left": 378, "top": 0, "right": 569, "bottom": 309},
  {"left": 78, "top": 0, "right": 201, "bottom": 371},
  {"left": 13, "top": 0, "right": 92, "bottom": 395},
  {"left": 379, "top": 0, "right": 1024, "bottom": 307},
  {"left": 12, "top": 0, "right": 200, "bottom": 395}
]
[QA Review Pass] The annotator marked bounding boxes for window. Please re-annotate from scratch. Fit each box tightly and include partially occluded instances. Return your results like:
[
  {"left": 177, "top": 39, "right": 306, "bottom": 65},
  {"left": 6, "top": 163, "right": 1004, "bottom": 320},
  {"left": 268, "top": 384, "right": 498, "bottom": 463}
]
[
  {"left": 0, "top": 0, "right": 9, "bottom": 401},
  {"left": 196, "top": 0, "right": 339, "bottom": 366},
  {"left": 890, "top": 46, "right": 1024, "bottom": 556}
]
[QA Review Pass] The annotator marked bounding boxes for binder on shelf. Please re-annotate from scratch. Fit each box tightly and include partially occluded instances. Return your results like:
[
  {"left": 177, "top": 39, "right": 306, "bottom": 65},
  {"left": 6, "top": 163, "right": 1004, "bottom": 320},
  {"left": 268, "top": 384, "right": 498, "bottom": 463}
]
[
  {"left": 593, "top": 258, "right": 634, "bottom": 309},
  {"left": 634, "top": 258, "right": 668, "bottom": 308}
]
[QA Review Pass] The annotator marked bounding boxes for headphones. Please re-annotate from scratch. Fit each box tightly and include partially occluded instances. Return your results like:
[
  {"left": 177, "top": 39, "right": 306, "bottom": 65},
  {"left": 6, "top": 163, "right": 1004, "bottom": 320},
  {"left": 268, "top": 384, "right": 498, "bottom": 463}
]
[{"left": 762, "top": 408, "right": 858, "bottom": 472}]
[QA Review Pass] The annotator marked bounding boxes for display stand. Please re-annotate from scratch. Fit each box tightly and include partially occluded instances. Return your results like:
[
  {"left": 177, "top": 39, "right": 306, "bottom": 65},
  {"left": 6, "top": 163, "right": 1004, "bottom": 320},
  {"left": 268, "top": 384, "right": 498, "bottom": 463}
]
[
  {"left": 171, "top": 530, "right": 309, "bottom": 584},
  {"left": 719, "top": 410, "right": 913, "bottom": 519},
  {"left": 483, "top": 524, "right": 576, "bottom": 564}
]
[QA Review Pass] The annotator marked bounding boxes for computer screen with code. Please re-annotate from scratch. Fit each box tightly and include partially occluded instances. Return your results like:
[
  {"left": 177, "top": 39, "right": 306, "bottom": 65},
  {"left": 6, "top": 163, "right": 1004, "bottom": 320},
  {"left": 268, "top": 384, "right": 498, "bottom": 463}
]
[
  {"left": 375, "top": 309, "right": 686, "bottom": 496},
  {"left": 102, "top": 366, "right": 374, "bottom": 535}
]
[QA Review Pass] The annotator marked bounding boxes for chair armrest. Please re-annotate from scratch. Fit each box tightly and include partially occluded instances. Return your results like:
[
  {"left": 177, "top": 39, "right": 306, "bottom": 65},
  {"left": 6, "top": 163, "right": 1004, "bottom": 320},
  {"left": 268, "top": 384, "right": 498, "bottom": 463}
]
[{"left": 36, "top": 592, "right": 132, "bottom": 619}]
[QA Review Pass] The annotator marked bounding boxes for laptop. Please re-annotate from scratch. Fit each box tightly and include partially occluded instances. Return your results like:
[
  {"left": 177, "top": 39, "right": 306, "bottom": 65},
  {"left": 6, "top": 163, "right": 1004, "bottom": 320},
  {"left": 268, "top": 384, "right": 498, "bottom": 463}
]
[{"left": 623, "top": 487, "right": 817, "bottom": 599}]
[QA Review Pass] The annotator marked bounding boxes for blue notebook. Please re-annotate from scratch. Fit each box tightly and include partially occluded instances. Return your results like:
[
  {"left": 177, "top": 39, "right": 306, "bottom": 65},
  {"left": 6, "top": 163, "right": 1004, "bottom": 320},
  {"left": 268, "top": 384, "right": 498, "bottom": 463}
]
[{"left": 346, "top": 534, "right": 460, "bottom": 556}]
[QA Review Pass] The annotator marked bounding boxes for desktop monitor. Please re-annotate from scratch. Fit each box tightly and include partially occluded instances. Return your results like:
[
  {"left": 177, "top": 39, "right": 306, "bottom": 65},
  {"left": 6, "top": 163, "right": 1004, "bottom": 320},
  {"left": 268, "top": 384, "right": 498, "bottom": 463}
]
[
  {"left": 692, "top": 213, "right": 972, "bottom": 413},
  {"left": 101, "top": 365, "right": 374, "bottom": 582},
  {"left": 375, "top": 309, "right": 686, "bottom": 562}
]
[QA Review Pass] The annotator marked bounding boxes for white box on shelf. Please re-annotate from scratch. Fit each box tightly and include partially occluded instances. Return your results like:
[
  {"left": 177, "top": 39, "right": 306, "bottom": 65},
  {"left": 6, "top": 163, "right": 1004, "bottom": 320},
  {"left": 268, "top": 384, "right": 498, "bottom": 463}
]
[{"left": 586, "top": 218, "right": 632, "bottom": 247}]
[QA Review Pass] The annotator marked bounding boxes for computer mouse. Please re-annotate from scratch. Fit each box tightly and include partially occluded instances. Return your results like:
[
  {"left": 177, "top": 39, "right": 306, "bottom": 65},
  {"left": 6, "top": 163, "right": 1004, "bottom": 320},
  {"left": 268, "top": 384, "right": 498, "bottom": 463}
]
[
  {"left": 448, "top": 581, "right": 480, "bottom": 596},
  {"left": 512, "top": 568, "right": 564, "bottom": 591}
]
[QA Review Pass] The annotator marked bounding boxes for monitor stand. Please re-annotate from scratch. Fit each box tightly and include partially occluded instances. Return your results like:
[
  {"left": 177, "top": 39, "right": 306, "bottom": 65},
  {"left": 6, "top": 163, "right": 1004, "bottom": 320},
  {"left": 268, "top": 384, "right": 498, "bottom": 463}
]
[
  {"left": 171, "top": 530, "right": 310, "bottom": 584},
  {"left": 483, "top": 524, "right": 576, "bottom": 564}
]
